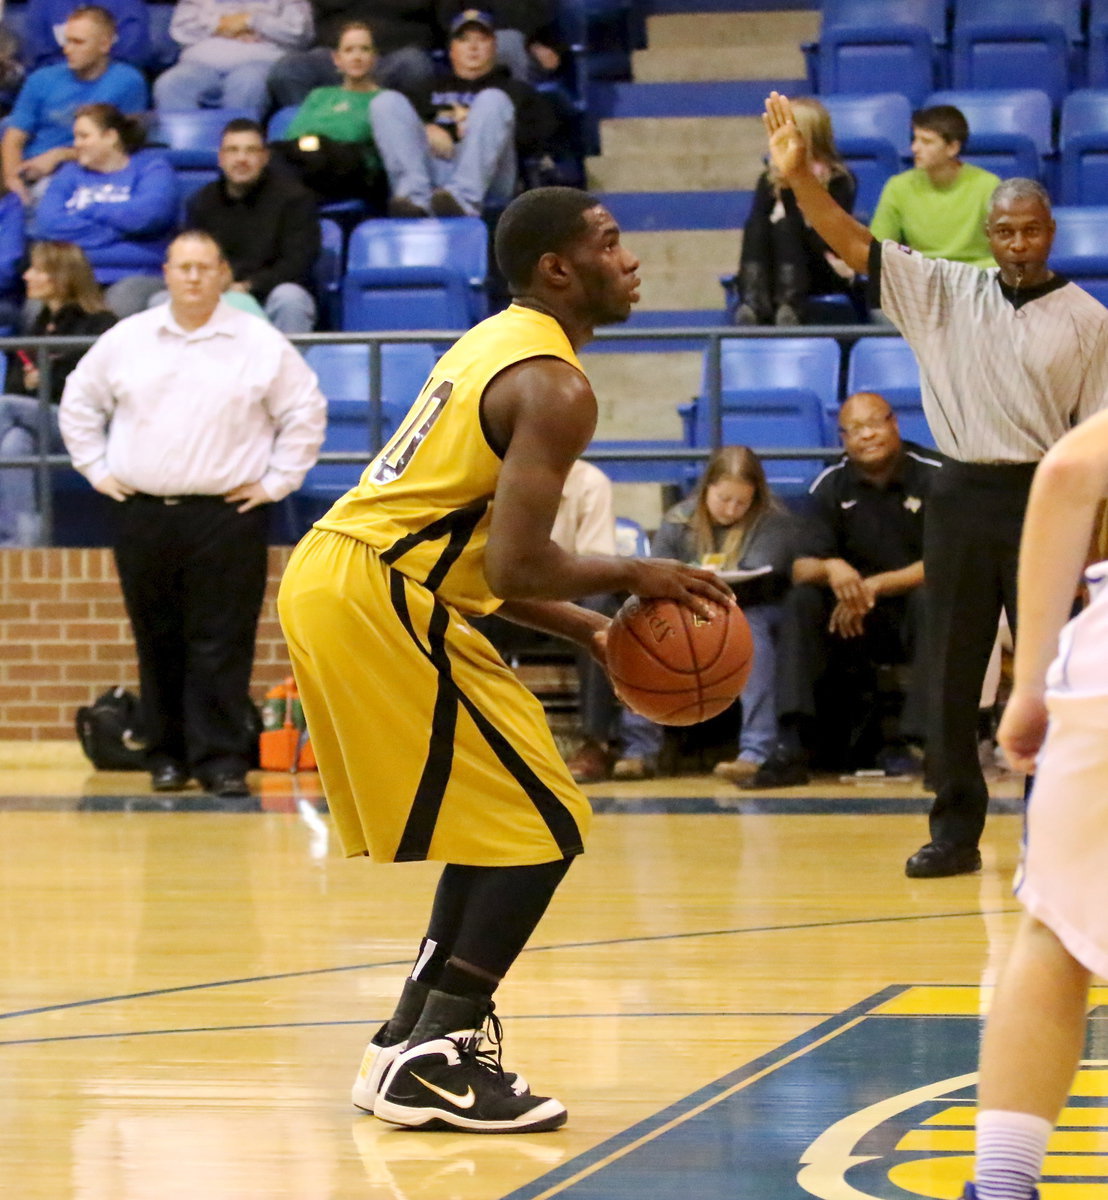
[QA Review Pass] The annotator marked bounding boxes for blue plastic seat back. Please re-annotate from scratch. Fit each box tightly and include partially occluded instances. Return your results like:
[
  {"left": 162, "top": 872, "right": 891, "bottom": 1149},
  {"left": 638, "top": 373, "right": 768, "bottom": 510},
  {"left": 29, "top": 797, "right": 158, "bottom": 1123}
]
[
  {"left": 311, "top": 218, "right": 343, "bottom": 329},
  {"left": 586, "top": 440, "right": 688, "bottom": 486},
  {"left": 705, "top": 337, "right": 842, "bottom": 413},
  {"left": 818, "top": 27, "right": 936, "bottom": 107},
  {"left": 149, "top": 109, "right": 258, "bottom": 168},
  {"left": 341, "top": 218, "right": 488, "bottom": 330},
  {"left": 614, "top": 515, "right": 650, "bottom": 557},
  {"left": 821, "top": 0, "right": 948, "bottom": 41},
  {"left": 1059, "top": 90, "right": 1108, "bottom": 202},
  {"left": 1049, "top": 207, "right": 1108, "bottom": 275},
  {"left": 821, "top": 92, "right": 913, "bottom": 157},
  {"left": 952, "top": 0, "right": 1082, "bottom": 42},
  {"left": 951, "top": 2, "right": 1075, "bottom": 107},
  {"left": 924, "top": 88, "right": 1053, "bottom": 155}
]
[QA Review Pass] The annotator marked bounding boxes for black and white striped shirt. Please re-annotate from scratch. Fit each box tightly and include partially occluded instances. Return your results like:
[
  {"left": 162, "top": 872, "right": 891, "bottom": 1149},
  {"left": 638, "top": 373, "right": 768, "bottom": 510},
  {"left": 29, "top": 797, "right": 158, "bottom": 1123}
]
[{"left": 870, "top": 241, "right": 1108, "bottom": 463}]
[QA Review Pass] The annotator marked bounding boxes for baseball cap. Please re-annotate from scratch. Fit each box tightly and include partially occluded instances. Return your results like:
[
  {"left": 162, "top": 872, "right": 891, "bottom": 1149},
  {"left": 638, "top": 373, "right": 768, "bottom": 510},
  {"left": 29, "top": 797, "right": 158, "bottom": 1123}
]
[{"left": 450, "top": 8, "right": 495, "bottom": 37}]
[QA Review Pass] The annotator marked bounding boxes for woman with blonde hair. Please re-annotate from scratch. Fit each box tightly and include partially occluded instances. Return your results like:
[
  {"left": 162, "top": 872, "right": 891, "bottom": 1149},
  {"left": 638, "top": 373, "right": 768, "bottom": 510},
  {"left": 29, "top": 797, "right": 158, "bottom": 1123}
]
[
  {"left": 734, "top": 96, "right": 856, "bottom": 326},
  {"left": 0, "top": 240, "right": 116, "bottom": 545},
  {"left": 613, "top": 446, "right": 799, "bottom": 781}
]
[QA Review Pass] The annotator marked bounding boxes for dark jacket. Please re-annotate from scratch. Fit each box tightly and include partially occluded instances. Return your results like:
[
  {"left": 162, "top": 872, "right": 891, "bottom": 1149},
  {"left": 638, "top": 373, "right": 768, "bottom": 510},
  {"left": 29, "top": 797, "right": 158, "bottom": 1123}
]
[
  {"left": 406, "top": 63, "right": 560, "bottom": 156},
  {"left": 310, "top": 0, "right": 437, "bottom": 54},
  {"left": 6, "top": 304, "right": 116, "bottom": 404},
  {"left": 186, "top": 167, "right": 322, "bottom": 302}
]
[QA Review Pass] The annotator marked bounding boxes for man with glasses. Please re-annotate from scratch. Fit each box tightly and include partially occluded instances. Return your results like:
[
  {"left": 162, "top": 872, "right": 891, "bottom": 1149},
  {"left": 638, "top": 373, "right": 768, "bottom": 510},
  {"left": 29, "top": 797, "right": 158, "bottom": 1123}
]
[
  {"left": 60, "top": 230, "right": 326, "bottom": 800},
  {"left": 186, "top": 118, "right": 321, "bottom": 334},
  {"left": 739, "top": 391, "right": 940, "bottom": 789}
]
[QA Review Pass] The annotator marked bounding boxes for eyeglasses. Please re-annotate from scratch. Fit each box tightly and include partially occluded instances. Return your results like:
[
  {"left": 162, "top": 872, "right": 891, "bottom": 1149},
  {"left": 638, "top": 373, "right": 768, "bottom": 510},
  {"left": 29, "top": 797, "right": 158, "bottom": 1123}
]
[{"left": 838, "top": 413, "right": 893, "bottom": 438}]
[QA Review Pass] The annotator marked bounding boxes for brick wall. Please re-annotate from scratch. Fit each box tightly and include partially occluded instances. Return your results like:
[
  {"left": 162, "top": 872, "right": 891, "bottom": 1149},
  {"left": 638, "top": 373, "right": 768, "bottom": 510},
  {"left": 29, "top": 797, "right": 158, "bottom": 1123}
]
[{"left": 0, "top": 547, "right": 294, "bottom": 740}]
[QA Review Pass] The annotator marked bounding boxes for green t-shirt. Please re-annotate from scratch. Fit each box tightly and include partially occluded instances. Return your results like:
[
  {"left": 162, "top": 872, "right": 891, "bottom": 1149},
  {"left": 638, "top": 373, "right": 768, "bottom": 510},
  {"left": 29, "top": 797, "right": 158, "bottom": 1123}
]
[
  {"left": 285, "top": 86, "right": 381, "bottom": 170},
  {"left": 869, "top": 162, "right": 1001, "bottom": 268}
]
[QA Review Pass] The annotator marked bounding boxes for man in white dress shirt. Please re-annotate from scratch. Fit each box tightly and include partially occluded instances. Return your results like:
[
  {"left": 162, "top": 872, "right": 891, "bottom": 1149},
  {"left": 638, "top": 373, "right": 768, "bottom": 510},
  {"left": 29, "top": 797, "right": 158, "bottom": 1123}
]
[{"left": 60, "top": 230, "right": 326, "bottom": 798}]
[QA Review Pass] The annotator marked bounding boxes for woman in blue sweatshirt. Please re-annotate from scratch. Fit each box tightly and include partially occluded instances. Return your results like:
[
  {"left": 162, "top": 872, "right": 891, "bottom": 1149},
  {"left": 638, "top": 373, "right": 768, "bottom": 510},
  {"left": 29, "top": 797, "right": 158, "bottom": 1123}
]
[{"left": 32, "top": 104, "right": 180, "bottom": 317}]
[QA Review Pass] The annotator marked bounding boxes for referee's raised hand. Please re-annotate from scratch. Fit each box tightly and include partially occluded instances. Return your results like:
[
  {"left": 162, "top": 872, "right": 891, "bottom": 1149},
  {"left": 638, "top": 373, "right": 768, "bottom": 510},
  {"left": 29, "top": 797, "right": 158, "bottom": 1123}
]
[{"left": 763, "top": 91, "right": 808, "bottom": 181}]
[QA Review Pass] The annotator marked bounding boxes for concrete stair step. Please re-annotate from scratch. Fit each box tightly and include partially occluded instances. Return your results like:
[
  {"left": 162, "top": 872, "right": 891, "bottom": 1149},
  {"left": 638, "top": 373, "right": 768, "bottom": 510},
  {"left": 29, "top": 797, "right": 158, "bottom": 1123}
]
[
  {"left": 621, "top": 228, "right": 739, "bottom": 310},
  {"left": 598, "top": 114, "right": 765, "bottom": 157},
  {"left": 587, "top": 152, "right": 765, "bottom": 191},
  {"left": 644, "top": 10, "right": 819, "bottom": 48},
  {"left": 632, "top": 44, "right": 808, "bottom": 81}
]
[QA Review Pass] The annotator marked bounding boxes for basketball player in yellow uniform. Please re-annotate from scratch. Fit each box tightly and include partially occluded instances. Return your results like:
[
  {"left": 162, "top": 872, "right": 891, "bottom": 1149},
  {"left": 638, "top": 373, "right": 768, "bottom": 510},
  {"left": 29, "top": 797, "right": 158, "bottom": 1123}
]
[{"left": 277, "top": 187, "right": 732, "bottom": 1133}]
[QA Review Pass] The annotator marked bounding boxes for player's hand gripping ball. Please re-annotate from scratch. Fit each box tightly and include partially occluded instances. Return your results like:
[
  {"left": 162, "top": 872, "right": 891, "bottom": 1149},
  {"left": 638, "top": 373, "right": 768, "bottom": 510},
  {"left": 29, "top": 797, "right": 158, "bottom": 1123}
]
[{"left": 605, "top": 597, "right": 754, "bottom": 725}]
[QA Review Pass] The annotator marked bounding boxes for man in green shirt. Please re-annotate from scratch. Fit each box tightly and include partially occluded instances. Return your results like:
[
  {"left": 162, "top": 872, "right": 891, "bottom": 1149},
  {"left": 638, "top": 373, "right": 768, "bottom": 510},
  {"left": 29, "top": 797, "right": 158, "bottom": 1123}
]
[{"left": 869, "top": 105, "right": 999, "bottom": 268}]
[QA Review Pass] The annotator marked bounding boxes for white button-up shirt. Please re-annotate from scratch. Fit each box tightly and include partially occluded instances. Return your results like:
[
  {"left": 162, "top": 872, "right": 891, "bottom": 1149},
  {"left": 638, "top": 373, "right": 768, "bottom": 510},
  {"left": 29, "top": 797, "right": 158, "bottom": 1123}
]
[{"left": 59, "top": 301, "right": 327, "bottom": 501}]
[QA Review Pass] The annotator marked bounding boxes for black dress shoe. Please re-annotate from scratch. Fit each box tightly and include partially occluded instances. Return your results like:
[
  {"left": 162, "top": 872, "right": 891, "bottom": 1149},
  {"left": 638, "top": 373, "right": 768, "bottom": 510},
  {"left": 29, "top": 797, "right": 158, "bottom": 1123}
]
[
  {"left": 905, "top": 841, "right": 982, "bottom": 878},
  {"left": 151, "top": 764, "right": 189, "bottom": 792},
  {"left": 204, "top": 772, "right": 251, "bottom": 799},
  {"left": 739, "top": 753, "right": 811, "bottom": 790}
]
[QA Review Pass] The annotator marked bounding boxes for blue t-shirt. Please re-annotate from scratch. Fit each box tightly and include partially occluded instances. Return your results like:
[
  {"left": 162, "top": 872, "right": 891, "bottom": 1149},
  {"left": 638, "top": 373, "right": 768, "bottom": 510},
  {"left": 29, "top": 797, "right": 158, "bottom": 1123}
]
[{"left": 9, "top": 61, "right": 149, "bottom": 157}]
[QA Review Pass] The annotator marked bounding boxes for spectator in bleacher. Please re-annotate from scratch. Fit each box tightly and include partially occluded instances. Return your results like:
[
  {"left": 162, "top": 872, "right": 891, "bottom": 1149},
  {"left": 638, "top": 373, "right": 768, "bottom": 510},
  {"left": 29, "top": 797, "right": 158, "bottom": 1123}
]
[
  {"left": 268, "top": 20, "right": 386, "bottom": 204},
  {"left": 0, "top": 26, "right": 27, "bottom": 115},
  {"left": 1, "top": 6, "right": 148, "bottom": 207},
  {"left": 153, "top": 0, "right": 313, "bottom": 117},
  {"left": 437, "top": 0, "right": 563, "bottom": 82},
  {"left": 869, "top": 105, "right": 1000, "bottom": 269},
  {"left": 612, "top": 446, "right": 798, "bottom": 781},
  {"left": 187, "top": 117, "right": 321, "bottom": 332},
  {"left": 0, "top": 240, "right": 115, "bottom": 546},
  {"left": 23, "top": 0, "right": 152, "bottom": 69},
  {"left": 734, "top": 96, "right": 856, "bottom": 327},
  {"left": 31, "top": 103, "right": 180, "bottom": 317},
  {"left": 737, "top": 391, "right": 940, "bottom": 789},
  {"left": 374, "top": 8, "right": 559, "bottom": 217},
  {"left": 266, "top": 0, "right": 436, "bottom": 109}
]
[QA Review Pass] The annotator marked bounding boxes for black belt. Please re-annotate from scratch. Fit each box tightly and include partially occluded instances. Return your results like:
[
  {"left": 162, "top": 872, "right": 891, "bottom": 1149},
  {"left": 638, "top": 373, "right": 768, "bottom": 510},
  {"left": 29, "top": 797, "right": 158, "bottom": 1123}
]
[{"left": 129, "top": 492, "right": 226, "bottom": 505}]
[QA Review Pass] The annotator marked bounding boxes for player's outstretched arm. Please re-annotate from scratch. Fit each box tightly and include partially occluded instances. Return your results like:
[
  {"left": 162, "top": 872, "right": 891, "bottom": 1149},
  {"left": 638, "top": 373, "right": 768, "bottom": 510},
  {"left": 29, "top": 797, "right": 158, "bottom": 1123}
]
[
  {"left": 764, "top": 91, "right": 873, "bottom": 276},
  {"left": 998, "top": 409, "right": 1108, "bottom": 771}
]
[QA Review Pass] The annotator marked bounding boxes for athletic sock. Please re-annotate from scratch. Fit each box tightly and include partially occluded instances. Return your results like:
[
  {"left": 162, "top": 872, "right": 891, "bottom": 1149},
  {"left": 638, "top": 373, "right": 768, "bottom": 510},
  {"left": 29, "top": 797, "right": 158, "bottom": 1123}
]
[{"left": 975, "top": 1109, "right": 1051, "bottom": 1200}]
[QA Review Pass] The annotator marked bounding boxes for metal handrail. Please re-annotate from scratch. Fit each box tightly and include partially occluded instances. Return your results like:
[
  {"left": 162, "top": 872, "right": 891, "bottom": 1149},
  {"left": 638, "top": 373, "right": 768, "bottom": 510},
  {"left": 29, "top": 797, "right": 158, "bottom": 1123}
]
[{"left": 2, "top": 322, "right": 904, "bottom": 544}]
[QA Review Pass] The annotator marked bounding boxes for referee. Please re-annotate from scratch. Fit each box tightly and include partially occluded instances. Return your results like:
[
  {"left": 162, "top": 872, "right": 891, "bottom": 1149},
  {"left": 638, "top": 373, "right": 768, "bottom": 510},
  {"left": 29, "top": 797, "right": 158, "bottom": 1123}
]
[{"left": 763, "top": 92, "right": 1108, "bottom": 878}]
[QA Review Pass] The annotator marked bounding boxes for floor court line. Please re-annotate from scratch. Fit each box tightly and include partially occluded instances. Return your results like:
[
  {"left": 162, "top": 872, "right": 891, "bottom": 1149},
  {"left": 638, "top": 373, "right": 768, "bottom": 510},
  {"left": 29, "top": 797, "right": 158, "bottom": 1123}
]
[{"left": 0, "top": 905, "right": 1018, "bottom": 1024}]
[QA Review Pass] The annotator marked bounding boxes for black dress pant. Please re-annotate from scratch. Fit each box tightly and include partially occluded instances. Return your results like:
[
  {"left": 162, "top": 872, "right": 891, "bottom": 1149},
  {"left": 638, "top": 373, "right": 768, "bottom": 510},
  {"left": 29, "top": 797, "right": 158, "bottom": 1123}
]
[
  {"left": 113, "top": 495, "right": 269, "bottom": 780},
  {"left": 923, "top": 460, "right": 1036, "bottom": 848},
  {"left": 776, "top": 582, "right": 928, "bottom": 750}
]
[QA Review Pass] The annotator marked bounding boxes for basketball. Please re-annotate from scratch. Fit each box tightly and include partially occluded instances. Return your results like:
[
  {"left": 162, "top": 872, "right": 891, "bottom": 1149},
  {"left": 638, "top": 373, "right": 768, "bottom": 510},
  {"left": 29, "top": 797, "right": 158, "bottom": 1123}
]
[{"left": 605, "top": 596, "right": 754, "bottom": 726}]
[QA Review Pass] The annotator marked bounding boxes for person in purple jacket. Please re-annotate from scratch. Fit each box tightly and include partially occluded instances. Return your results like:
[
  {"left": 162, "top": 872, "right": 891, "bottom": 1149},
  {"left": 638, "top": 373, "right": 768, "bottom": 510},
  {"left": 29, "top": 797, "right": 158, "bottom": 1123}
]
[
  {"left": 22, "top": 0, "right": 152, "bottom": 69},
  {"left": 32, "top": 103, "right": 180, "bottom": 316}
]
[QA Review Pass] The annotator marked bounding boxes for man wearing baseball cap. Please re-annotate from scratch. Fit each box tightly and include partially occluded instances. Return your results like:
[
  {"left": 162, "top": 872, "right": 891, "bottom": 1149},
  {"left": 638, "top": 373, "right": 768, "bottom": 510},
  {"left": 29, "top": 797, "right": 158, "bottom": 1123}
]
[{"left": 370, "top": 5, "right": 560, "bottom": 217}]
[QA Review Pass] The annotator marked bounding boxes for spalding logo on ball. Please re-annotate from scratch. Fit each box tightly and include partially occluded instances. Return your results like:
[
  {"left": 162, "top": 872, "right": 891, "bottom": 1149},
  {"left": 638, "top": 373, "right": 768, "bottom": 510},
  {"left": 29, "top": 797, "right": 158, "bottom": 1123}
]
[{"left": 605, "top": 596, "right": 754, "bottom": 726}]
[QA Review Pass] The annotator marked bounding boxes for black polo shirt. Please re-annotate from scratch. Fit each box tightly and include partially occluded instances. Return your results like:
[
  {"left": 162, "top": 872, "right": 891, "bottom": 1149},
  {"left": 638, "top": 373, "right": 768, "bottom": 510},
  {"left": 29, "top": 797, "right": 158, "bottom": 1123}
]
[{"left": 799, "top": 442, "right": 942, "bottom": 576}]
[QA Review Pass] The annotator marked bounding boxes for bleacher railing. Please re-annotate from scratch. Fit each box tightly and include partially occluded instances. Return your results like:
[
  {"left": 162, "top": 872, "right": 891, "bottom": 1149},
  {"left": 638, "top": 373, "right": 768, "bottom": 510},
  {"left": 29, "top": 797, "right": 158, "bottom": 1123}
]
[{"left": 3, "top": 323, "right": 906, "bottom": 546}]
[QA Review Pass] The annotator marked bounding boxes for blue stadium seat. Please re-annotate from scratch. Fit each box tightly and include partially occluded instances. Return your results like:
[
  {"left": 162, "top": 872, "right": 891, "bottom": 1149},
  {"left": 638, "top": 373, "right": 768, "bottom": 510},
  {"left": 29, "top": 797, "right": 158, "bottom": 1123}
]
[
  {"left": 1090, "top": 0, "right": 1108, "bottom": 85},
  {"left": 1048, "top": 207, "right": 1108, "bottom": 301},
  {"left": 174, "top": 167, "right": 218, "bottom": 222},
  {"left": 951, "top": 0, "right": 1079, "bottom": 109},
  {"left": 816, "top": 25, "right": 938, "bottom": 107},
  {"left": 681, "top": 337, "right": 841, "bottom": 495},
  {"left": 293, "top": 341, "right": 438, "bottom": 523},
  {"left": 267, "top": 105, "right": 299, "bottom": 141},
  {"left": 148, "top": 3, "right": 179, "bottom": 71},
  {"left": 148, "top": 109, "right": 258, "bottom": 168},
  {"left": 923, "top": 88, "right": 1052, "bottom": 180},
  {"left": 341, "top": 218, "right": 488, "bottom": 331},
  {"left": 1059, "top": 89, "right": 1108, "bottom": 204},
  {"left": 845, "top": 336, "right": 934, "bottom": 448},
  {"left": 821, "top": 93, "right": 912, "bottom": 216}
]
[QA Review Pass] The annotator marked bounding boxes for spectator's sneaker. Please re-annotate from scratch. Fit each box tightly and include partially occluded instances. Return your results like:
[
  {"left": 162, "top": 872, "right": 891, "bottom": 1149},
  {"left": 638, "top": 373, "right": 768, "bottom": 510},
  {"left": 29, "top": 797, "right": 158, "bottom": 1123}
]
[
  {"left": 612, "top": 756, "right": 654, "bottom": 780},
  {"left": 739, "top": 751, "right": 810, "bottom": 790},
  {"left": 566, "top": 739, "right": 611, "bottom": 783},
  {"left": 352, "top": 1023, "right": 407, "bottom": 1114},
  {"left": 430, "top": 188, "right": 473, "bottom": 218},
  {"left": 375, "top": 1030, "right": 564, "bottom": 1133},
  {"left": 388, "top": 196, "right": 429, "bottom": 218},
  {"left": 712, "top": 757, "right": 760, "bottom": 784}
]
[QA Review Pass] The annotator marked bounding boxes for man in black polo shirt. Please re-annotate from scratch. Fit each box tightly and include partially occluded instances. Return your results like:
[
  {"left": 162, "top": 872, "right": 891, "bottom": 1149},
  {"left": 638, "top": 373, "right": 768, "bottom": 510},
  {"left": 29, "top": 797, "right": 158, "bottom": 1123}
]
[
  {"left": 740, "top": 390, "right": 942, "bottom": 788},
  {"left": 187, "top": 118, "right": 321, "bottom": 333}
]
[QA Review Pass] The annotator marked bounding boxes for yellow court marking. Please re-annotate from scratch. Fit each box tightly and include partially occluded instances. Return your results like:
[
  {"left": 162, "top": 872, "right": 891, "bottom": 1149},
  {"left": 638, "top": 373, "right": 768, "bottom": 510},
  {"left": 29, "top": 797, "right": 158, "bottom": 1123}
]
[
  {"left": 874, "top": 985, "right": 1108, "bottom": 1017},
  {"left": 926, "top": 1106, "right": 1108, "bottom": 1129},
  {"left": 898, "top": 1129, "right": 1108, "bottom": 1153}
]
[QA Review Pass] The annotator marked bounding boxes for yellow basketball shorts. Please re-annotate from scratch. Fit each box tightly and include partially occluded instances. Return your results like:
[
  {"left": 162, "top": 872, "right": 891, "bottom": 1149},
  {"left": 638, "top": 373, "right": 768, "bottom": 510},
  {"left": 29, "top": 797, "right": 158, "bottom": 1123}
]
[{"left": 277, "top": 527, "right": 591, "bottom": 865}]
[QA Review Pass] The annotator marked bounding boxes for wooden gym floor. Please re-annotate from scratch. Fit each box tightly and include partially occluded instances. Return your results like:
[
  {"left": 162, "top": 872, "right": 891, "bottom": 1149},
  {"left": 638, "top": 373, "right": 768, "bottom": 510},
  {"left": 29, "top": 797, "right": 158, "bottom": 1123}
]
[{"left": 3, "top": 746, "right": 1106, "bottom": 1200}]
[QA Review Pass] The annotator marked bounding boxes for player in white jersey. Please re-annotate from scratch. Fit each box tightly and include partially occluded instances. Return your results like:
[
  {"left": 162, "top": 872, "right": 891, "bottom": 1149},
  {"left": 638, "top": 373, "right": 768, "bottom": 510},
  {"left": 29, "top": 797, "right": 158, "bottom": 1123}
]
[{"left": 961, "top": 411, "right": 1108, "bottom": 1200}]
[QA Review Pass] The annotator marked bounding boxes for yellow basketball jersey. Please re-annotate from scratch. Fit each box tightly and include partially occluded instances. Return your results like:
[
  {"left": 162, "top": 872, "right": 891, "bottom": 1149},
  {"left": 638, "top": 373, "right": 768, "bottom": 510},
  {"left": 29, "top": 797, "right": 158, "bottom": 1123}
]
[{"left": 315, "top": 304, "right": 584, "bottom": 615}]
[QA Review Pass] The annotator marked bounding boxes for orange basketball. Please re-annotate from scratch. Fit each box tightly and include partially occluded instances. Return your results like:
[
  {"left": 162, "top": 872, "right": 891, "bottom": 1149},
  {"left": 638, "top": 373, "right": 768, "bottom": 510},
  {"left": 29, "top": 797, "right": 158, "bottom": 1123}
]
[{"left": 605, "top": 597, "right": 754, "bottom": 726}]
